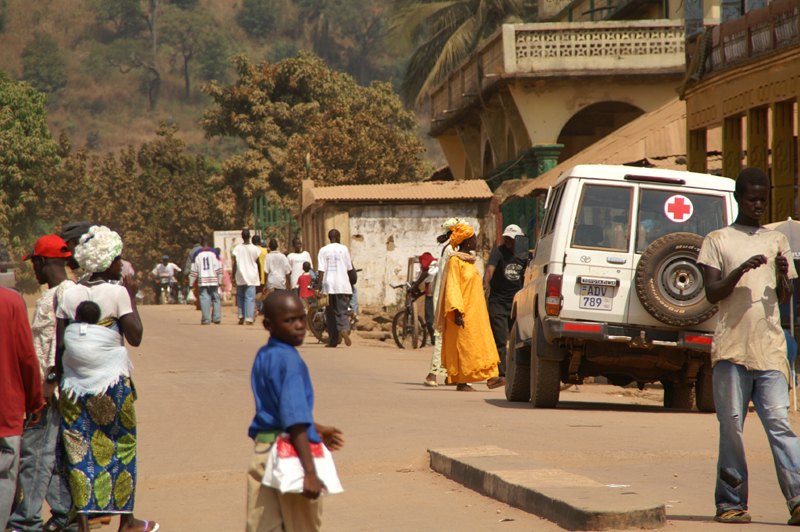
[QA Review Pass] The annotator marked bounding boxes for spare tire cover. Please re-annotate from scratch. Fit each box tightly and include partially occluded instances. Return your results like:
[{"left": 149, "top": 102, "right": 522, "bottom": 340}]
[{"left": 634, "top": 232, "right": 718, "bottom": 327}]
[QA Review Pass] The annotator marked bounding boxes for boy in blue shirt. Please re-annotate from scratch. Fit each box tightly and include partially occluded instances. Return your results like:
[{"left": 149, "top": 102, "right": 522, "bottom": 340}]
[{"left": 247, "top": 291, "right": 344, "bottom": 532}]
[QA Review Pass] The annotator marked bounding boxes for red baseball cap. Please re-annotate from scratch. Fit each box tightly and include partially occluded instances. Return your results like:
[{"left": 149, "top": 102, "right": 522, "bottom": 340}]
[{"left": 22, "top": 235, "right": 72, "bottom": 261}]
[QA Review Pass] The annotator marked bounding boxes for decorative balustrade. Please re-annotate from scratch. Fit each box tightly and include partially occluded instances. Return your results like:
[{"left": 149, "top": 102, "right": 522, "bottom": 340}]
[
  {"left": 701, "top": 0, "right": 799, "bottom": 75},
  {"left": 429, "top": 21, "right": 684, "bottom": 129}
]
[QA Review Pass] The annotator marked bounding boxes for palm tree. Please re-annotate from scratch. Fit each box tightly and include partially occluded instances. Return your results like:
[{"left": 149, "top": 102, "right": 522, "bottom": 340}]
[{"left": 388, "top": 0, "right": 526, "bottom": 106}]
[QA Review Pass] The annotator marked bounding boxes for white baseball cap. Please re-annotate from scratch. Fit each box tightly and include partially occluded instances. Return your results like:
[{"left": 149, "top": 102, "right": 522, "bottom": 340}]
[{"left": 502, "top": 224, "right": 524, "bottom": 238}]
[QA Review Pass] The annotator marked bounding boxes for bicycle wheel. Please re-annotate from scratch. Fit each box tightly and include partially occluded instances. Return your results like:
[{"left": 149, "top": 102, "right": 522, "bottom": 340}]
[{"left": 393, "top": 309, "right": 416, "bottom": 349}]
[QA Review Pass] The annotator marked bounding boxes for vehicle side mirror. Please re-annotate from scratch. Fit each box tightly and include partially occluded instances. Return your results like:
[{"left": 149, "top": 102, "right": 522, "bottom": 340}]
[{"left": 514, "top": 235, "right": 529, "bottom": 260}]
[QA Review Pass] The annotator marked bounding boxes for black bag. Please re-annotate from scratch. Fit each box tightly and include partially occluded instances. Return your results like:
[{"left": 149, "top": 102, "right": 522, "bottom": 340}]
[{"left": 347, "top": 268, "right": 357, "bottom": 286}]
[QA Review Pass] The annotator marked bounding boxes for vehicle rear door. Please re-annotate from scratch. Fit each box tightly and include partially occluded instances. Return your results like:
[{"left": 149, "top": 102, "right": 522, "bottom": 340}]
[{"left": 561, "top": 181, "right": 636, "bottom": 325}]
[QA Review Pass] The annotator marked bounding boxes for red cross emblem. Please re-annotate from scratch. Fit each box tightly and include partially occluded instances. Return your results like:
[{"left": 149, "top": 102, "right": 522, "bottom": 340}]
[{"left": 664, "top": 195, "right": 693, "bottom": 223}]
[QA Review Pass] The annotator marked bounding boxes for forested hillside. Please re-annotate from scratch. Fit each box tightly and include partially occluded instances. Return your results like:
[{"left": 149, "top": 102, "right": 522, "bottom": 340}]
[{"left": 0, "top": 0, "right": 444, "bottom": 164}]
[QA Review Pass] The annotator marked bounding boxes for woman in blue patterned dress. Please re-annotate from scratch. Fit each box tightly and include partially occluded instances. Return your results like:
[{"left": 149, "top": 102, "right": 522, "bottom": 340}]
[{"left": 54, "top": 226, "right": 159, "bottom": 532}]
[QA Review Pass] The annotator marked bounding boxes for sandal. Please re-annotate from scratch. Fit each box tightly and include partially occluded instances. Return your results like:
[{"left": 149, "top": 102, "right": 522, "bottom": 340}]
[
  {"left": 423, "top": 379, "right": 438, "bottom": 387},
  {"left": 714, "top": 509, "right": 751, "bottom": 523},
  {"left": 789, "top": 505, "right": 800, "bottom": 526},
  {"left": 487, "top": 377, "right": 505, "bottom": 389}
]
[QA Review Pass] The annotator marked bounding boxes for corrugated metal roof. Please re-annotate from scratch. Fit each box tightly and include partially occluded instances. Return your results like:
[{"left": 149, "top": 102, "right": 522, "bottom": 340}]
[
  {"left": 304, "top": 180, "right": 493, "bottom": 207},
  {"left": 507, "top": 97, "right": 722, "bottom": 203}
]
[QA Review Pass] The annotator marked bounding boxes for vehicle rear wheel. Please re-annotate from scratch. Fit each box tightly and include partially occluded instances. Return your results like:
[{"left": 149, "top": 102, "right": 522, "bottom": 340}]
[
  {"left": 530, "top": 319, "right": 561, "bottom": 408},
  {"left": 635, "top": 232, "right": 718, "bottom": 327},
  {"left": 662, "top": 380, "right": 695, "bottom": 410},
  {"left": 505, "top": 322, "right": 531, "bottom": 402},
  {"left": 307, "top": 301, "right": 328, "bottom": 343},
  {"left": 695, "top": 362, "right": 716, "bottom": 413}
]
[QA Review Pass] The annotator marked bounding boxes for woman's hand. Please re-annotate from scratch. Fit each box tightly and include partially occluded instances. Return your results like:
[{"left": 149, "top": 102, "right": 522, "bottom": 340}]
[{"left": 454, "top": 310, "right": 465, "bottom": 327}]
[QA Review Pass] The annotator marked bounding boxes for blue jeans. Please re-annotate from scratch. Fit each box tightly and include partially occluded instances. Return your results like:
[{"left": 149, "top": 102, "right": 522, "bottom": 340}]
[
  {"left": 349, "top": 286, "right": 358, "bottom": 315},
  {"left": 713, "top": 360, "right": 800, "bottom": 513},
  {"left": 237, "top": 285, "right": 256, "bottom": 322},
  {"left": 0, "top": 435, "right": 21, "bottom": 532},
  {"left": 199, "top": 285, "right": 221, "bottom": 324},
  {"left": 9, "top": 406, "right": 72, "bottom": 532}
]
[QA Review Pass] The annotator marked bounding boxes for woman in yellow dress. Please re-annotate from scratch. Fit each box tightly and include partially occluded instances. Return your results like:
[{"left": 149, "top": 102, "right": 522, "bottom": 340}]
[{"left": 435, "top": 223, "right": 500, "bottom": 391}]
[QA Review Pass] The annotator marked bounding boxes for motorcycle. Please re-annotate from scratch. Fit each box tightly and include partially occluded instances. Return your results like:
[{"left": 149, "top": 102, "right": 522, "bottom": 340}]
[{"left": 158, "top": 276, "right": 173, "bottom": 305}]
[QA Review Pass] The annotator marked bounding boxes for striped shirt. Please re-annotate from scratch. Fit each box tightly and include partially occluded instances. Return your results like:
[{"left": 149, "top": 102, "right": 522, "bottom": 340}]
[{"left": 189, "top": 248, "right": 223, "bottom": 287}]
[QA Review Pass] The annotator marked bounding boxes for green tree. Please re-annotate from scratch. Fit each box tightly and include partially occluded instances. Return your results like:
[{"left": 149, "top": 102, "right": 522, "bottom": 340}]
[
  {"left": 388, "top": 0, "right": 523, "bottom": 104},
  {"left": 236, "top": 0, "right": 276, "bottom": 38},
  {"left": 22, "top": 32, "right": 69, "bottom": 93},
  {"left": 91, "top": 0, "right": 148, "bottom": 41},
  {"left": 200, "top": 52, "right": 431, "bottom": 225},
  {"left": 0, "top": 70, "right": 59, "bottom": 286},
  {"left": 161, "top": 7, "right": 228, "bottom": 98},
  {"left": 44, "top": 125, "right": 224, "bottom": 278}
]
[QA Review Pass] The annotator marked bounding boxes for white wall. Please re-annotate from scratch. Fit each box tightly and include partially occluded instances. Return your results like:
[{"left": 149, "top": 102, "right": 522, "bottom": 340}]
[{"left": 347, "top": 203, "right": 486, "bottom": 308}]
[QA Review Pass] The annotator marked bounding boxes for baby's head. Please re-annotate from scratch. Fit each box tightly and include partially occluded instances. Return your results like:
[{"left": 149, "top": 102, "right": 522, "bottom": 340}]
[
  {"left": 302, "top": 261, "right": 311, "bottom": 273},
  {"left": 75, "top": 301, "right": 101, "bottom": 324}
]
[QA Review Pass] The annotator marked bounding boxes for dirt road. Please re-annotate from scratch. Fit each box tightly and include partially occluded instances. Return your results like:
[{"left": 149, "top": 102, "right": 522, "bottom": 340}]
[{"left": 121, "top": 304, "right": 795, "bottom": 531}]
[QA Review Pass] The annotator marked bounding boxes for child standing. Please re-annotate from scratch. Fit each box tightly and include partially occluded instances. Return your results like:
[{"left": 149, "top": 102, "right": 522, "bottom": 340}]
[
  {"left": 247, "top": 291, "right": 344, "bottom": 532},
  {"left": 297, "top": 262, "right": 315, "bottom": 309}
]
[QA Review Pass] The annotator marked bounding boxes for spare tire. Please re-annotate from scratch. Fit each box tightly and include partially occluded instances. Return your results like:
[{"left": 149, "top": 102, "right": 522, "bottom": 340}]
[{"left": 635, "top": 232, "right": 718, "bottom": 327}]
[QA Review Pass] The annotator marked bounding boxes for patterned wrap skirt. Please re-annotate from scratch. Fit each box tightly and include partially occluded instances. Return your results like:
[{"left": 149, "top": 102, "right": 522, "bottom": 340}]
[{"left": 58, "top": 377, "right": 137, "bottom": 514}]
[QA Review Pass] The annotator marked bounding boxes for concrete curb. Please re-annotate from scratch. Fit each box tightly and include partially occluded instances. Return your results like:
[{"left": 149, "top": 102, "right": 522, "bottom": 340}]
[{"left": 429, "top": 446, "right": 666, "bottom": 531}]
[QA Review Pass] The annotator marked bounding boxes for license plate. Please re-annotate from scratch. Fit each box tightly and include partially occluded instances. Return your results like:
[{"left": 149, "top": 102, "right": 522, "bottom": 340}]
[{"left": 580, "top": 285, "right": 613, "bottom": 310}]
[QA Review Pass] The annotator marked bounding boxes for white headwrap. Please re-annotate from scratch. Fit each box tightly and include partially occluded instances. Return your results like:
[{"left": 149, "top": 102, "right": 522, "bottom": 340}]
[
  {"left": 74, "top": 226, "right": 123, "bottom": 273},
  {"left": 441, "top": 217, "right": 464, "bottom": 234}
]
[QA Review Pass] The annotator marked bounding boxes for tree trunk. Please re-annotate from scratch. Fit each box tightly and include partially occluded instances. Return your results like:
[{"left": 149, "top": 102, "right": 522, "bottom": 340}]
[
  {"left": 183, "top": 53, "right": 192, "bottom": 100},
  {"left": 147, "top": 67, "right": 161, "bottom": 110}
]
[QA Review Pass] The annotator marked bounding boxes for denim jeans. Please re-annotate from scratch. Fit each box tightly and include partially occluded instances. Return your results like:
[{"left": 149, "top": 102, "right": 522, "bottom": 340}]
[
  {"left": 237, "top": 285, "right": 256, "bottom": 322},
  {"left": 9, "top": 406, "right": 72, "bottom": 532},
  {"left": 0, "top": 435, "right": 21, "bottom": 531},
  {"left": 199, "top": 285, "right": 221, "bottom": 324},
  {"left": 713, "top": 360, "right": 800, "bottom": 513}
]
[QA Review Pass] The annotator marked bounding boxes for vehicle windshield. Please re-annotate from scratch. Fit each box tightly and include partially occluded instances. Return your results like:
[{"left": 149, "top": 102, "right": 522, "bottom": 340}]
[
  {"left": 571, "top": 185, "right": 633, "bottom": 252},
  {"left": 635, "top": 189, "right": 727, "bottom": 252}
]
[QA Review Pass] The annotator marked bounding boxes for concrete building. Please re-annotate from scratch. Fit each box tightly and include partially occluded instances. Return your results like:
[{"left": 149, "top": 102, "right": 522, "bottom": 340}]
[
  {"left": 300, "top": 180, "right": 496, "bottom": 309},
  {"left": 682, "top": 0, "right": 800, "bottom": 222}
]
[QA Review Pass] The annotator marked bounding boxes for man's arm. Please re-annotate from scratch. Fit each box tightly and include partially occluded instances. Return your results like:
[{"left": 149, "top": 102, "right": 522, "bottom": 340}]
[
  {"left": 483, "top": 265, "right": 496, "bottom": 292},
  {"left": 15, "top": 298, "right": 45, "bottom": 417},
  {"left": 231, "top": 255, "right": 238, "bottom": 286},
  {"left": 703, "top": 255, "right": 767, "bottom": 304},
  {"left": 775, "top": 254, "right": 792, "bottom": 304}
]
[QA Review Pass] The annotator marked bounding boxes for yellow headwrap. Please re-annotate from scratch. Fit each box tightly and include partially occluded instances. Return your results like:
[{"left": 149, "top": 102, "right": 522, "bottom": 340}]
[{"left": 449, "top": 223, "right": 475, "bottom": 247}]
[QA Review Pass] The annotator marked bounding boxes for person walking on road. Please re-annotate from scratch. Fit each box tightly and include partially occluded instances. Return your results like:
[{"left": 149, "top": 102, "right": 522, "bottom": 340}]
[
  {"left": 54, "top": 225, "right": 158, "bottom": 532},
  {"left": 483, "top": 224, "right": 526, "bottom": 390},
  {"left": 317, "top": 229, "right": 355, "bottom": 347},
  {"left": 233, "top": 229, "right": 262, "bottom": 325},
  {"left": 8, "top": 236, "right": 75, "bottom": 532},
  {"left": 0, "top": 287, "right": 45, "bottom": 531},
  {"left": 698, "top": 167, "right": 800, "bottom": 525},
  {"left": 185, "top": 236, "right": 202, "bottom": 310},
  {"left": 188, "top": 236, "right": 223, "bottom": 325},
  {"left": 264, "top": 239, "right": 291, "bottom": 293},
  {"left": 287, "top": 238, "right": 312, "bottom": 296},
  {"left": 435, "top": 223, "right": 499, "bottom": 392},
  {"left": 246, "top": 291, "right": 344, "bottom": 532},
  {"left": 424, "top": 218, "right": 462, "bottom": 387}
]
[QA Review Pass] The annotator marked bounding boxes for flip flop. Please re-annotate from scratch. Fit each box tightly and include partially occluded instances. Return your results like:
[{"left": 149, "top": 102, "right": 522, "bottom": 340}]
[
  {"left": 423, "top": 379, "right": 438, "bottom": 387},
  {"left": 714, "top": 509, "right": 751, "bottom": 523},
  {"left": 142, "top": 521, "right": 161, "bottom": 532},
  {"left": 486, "top": 377, "right": 506, "bottom": 389}
]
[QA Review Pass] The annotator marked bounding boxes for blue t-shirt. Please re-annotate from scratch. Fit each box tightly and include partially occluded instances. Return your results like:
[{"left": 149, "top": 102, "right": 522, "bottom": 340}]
[{"left": 248, "top": 337, "right": 321, "bottom": 443}]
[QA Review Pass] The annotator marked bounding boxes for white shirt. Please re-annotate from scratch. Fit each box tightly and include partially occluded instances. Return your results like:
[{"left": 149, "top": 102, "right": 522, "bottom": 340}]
[
  {"left": 151, "top": 263, "right": 181, "bottom": 282},
  {"left": 287, "top": 251, "right": 313, "bottom": 289},
  {"left": 32, "top": 280, "right": 75, "bottom": 381},
  {"left": 265, "top": 251, "right": 292, "bottom": 290},
  {"left": 190, "top": 249, "right": 223, "bottom": 287},
  {"left": 698, "top": 224, "right": 798, "bottom": 384},
  {"left": 317, "top": 243, "right": 353, "bottom": 295},
  {"left": 233, "top": 243, "right": 262, "bottom": 286},
  {"left": 57, "top": 282, "right": 134, "bottom": 322}
]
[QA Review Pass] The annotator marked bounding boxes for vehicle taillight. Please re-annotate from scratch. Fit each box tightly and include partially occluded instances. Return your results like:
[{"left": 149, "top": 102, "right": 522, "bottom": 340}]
[{"left": 545, "top": 274, "right": 562, "bottom": 316}]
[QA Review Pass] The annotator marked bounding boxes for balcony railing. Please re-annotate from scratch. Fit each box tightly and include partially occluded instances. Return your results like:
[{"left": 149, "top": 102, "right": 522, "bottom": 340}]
[
  {"left": 429, "top": 21, "right": 685, "bottom": 128},
  {"left": 701, "top": 0, "right": 799, "bottom": 75}
]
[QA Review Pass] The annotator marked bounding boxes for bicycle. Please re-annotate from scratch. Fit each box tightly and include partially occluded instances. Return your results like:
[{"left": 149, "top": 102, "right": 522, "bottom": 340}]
[{"left": 390, "top": 282, "right": 427, "bottom": 349}]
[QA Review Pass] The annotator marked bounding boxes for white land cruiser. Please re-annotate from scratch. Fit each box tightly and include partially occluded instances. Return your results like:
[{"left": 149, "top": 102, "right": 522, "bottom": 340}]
[{"left": 508, "top": 165, "right": 737, "bottom": 411}]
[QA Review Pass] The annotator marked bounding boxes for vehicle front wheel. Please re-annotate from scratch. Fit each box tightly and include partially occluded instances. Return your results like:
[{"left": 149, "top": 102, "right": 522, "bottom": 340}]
[
  {"left": 505, "top": 322, "right": 530, "bottom": 402},
  {"left": 530, "top": 319, "right": 561, "bottom": 408}
]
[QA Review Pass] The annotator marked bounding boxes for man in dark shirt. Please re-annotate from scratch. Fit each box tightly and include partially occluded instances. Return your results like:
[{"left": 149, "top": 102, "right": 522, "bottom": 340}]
[{"left": 483, "top": 225, "right": 526, "bottom": 388}]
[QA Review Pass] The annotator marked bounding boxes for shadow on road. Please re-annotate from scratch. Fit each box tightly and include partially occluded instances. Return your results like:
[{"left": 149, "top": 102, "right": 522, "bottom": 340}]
[
  {"left": 482, "top": 398, "right": 709, "bottom": 415},
  {"left": 667, "top": 515, "right": 786, "bottom": 527}
]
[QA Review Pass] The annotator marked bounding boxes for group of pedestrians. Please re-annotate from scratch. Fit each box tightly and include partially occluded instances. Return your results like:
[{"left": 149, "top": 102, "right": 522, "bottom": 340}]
[{"left": 1, "top": 223, "right": 157, "bottom": 532}]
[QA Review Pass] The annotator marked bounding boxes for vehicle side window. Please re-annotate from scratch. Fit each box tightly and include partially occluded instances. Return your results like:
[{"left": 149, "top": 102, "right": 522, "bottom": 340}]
[
  {"left": 570, "top": 185, "right": 632, "bottom": 252},
  {"left": 542, "top": 184, "right": 565, "bottom": 236},
  {"left": 635, "top": 189, "right": 727, "bottom": 252}
]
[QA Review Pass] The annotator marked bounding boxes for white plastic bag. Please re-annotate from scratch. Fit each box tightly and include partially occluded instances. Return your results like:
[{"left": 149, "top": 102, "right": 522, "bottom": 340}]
[
  {"left": 185, "top": 290, "right": 197, "bottom": 303},
  {"left": 262, "top": 434, "right": 343, "bottom": 495}
]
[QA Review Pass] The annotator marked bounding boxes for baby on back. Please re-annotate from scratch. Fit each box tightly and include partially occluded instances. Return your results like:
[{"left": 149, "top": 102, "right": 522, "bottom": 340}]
[{"left": 75, "top": 300, "right": 101, "bottom": 324}]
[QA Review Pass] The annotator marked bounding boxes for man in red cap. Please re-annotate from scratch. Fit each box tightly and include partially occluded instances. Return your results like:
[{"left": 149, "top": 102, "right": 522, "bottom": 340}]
[
  {"left": 8, "top": 236, "right": 76, "bottom": 532},
  {"left": 0, "top": 285, "right": 44, "bottom": 531}
]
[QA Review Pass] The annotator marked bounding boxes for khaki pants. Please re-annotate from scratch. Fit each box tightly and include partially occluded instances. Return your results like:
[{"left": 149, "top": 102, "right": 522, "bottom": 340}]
[{"left": 246, "top": 441, "right": 322, "bottom": 532}]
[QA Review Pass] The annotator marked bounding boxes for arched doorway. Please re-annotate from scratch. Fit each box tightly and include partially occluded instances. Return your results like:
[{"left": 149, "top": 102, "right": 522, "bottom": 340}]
[{"left": 556, "top": 102, "right": 645, "bottom": 163}]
